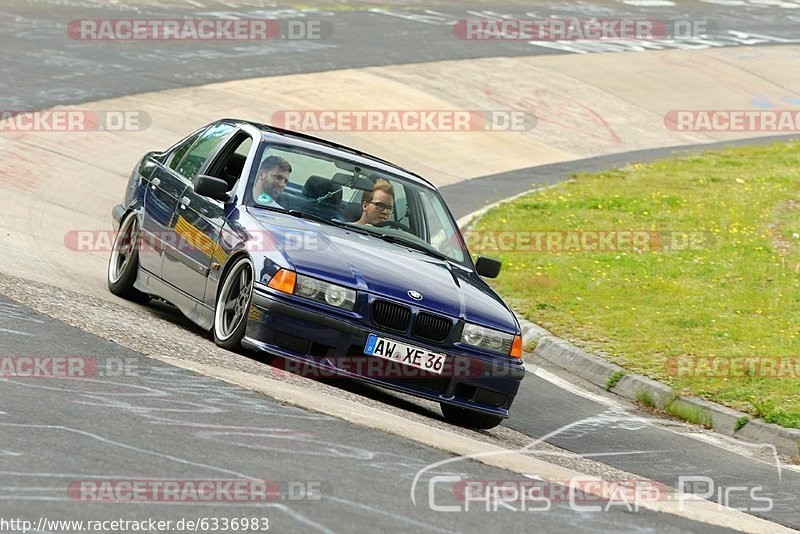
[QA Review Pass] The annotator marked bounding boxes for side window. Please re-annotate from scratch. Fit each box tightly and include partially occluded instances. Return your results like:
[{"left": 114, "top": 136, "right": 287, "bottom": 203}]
[
  {"left": 392, "top": 183, "right": 408, "bottom": 223},
  {"left": 176, "top": 123, "right": 236, "bottom": 181},
  {"left": 419, "top": 190, "right": 463, "bottom": 262},
  {"left": 166, "top": 129, "right": 204, "bottom": 172},
  {"left": 234, "top": 138, "right": 252, "bottom": 157},
  {"left": 227, "top": 137, "right": 253, "bottom": 188},
  {"left": 205, "top": 133, "right": 254, "bottom": 191}
]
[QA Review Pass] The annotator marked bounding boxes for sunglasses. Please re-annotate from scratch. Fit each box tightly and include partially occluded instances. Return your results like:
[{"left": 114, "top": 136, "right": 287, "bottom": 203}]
[{"left": 367, "top": 201, "right": 394, "bottom": 213}]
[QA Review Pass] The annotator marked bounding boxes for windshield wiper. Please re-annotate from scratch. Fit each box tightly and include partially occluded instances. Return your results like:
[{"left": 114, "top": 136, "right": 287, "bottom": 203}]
[
  {"left": 287, "top": 209, "right": 352, "bottom": 229},
  {"left": 286, "top": 209, "right": 334, "bottom": 225},
  {"left": 377, "top": 233, "right": 451, "bottom": 262},
  {"left": 249, "top": 204, "right": 285, "bottom": 214}
]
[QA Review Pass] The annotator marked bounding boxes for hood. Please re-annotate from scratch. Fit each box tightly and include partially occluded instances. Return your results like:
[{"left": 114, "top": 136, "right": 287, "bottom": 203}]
[{"left": 247, "top": 209, "right": 518, "bottom": 333}]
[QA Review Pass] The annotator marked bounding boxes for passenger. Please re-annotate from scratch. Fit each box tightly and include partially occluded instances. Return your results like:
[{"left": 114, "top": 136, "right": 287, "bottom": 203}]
[
  {"left": 355, "top": 179, "right": 394, "bottom": 226},
  {"left": 253, "top": 155, "right": 292, "bottom": 204}
]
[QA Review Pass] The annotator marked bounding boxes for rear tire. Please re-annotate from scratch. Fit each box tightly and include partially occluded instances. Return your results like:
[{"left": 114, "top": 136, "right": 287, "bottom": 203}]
[
  {"left": 441, "top": 403, "right": 503, "bottom": 430},
  {"left": 213, "top": 256, "right": 254, "bottom": 351},
  {"left": 107, "top": 213, "right": 150, "bottom": 304}
]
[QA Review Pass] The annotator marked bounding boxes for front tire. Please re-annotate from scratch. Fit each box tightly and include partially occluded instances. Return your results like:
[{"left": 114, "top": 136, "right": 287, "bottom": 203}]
[
  {"left": 441, "top": 403, "right": 503, "bottom": 430},
  {"left": 213, "top": 256, "right": 254, "bottom": 351},
  {"left": 107, "top": 212, "right": 150, "bottom": 303}
]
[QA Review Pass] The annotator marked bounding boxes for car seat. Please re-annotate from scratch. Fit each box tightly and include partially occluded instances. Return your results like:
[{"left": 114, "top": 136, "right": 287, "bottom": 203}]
[
  {"left": 220, "top": 153, "right": 247, "bottom": 191},
  {"left": 303, "top": 175, "right": 342, "bottom": 204}
]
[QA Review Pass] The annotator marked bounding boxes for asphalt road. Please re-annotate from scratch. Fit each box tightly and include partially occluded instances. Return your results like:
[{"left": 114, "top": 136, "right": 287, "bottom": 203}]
[
  {"left": 1, "top": 0, "right": 798, "bottom": 110},
  {"left": 0, "top": 294, "right": 735, "bottom": 533},
  {"left": 1, "top": 0, "right": 799, "bottom": 532},
  {"left": 510, "top": 368, "right": 800, "bottom": 528}
]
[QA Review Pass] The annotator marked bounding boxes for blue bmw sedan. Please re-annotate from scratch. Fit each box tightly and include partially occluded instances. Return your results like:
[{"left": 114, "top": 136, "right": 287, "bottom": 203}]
[{"left": 108, "top": 119, "right": 525, "bottom": 429}]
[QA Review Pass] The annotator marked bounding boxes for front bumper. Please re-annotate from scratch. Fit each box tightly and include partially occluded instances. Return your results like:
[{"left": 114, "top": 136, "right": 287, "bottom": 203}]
[{"left": 245, "top": 287, "right": 525, "bottom": 418}]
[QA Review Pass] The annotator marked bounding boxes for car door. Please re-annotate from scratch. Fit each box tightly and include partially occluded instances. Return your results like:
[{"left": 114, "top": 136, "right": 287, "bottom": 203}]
[
  {"left": 161, "top": 124, "right": 248, "bottom": 301},
  {"left": 139, "top": 127, "right": 204, "bottom": 277}
]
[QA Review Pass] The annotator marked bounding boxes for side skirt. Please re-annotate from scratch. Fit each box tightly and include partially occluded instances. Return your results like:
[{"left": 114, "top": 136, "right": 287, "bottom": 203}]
[{"left": 134, "top": 268, "right": 215, "bottom": 331}]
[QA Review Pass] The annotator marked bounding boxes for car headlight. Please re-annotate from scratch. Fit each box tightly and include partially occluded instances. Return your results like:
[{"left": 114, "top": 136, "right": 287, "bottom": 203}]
[
  {"left": 461, "top": 323, "right": 516, "bottom": 355},
  {"left": 294, "top": 274, "right": 355, "bottom": 311}
]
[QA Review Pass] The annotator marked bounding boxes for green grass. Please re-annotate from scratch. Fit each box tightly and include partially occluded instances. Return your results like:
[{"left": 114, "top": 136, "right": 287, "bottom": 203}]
[
  {"left": 636, "top": 390, "right": 656, "bottom": 408},
  {"left": 764, "top": 411, "right": 800, "bottom": 429},
  {"left": 734, "top": 416, "right": 750, "bottom": 432},
  {"left": 605, "top": 370, "right": 626, "bottom": 391},
  {"left": 667, "top": 401, "right": 714, "bottom": 429},
  {"left": 473, "top": 141, "right": 800, "bottom": 428}
]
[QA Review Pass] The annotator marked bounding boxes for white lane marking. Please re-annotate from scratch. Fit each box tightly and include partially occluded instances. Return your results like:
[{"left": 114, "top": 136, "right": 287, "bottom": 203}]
[
  {"left": 0, "top": 303, "right": 44, "bottom": 323},
  {"left": 528, "top": 31, "right": 800, "bottom": 55},
  {"left": 622, "top": 0, "right": 676, "bottom": 5},
  {"left": 0, "top": 496, "right": 318, "bottom": 507},
  {"left": 528, "top": 365, "right": 628, "bottom": 409},
  {"left": 0, "top": 328, "right": 34, "bottom": 337},
  {"left": 0, "top": 423, "right": 254, "bottom": 479},
  {"left": 677, "top": 431, "right": 787, "bottom": 479},
  {"left": 0, "top": 471, "right": 248, "bottom": 479},
  {"left": 0, "top": 377, "right": 168, "bottom": 397},
  {"left": 0, "top": 487, "right": 63, "bottom": 491}
]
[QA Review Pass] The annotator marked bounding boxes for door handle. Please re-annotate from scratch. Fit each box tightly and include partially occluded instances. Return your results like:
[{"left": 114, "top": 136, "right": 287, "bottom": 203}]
[
  {"left": 150, "top": 177, "right": 161, "bottom": 190},
  {"left": 180, "top": 196, "right": 191, "bottom": 209}
]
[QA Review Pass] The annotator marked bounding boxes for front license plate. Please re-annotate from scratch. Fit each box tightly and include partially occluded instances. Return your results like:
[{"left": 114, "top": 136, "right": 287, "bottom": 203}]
[{"left": 364, "top": 334, "right": 447, "bottom": 375}]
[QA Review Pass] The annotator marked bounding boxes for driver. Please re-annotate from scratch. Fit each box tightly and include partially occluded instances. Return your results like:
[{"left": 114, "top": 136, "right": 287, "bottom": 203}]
[
  {"left": 253, "top": 155, "right": 292, "bottom": 204},
  {"left": 355, "top": 179, "right": 394, "bottom": 226}
]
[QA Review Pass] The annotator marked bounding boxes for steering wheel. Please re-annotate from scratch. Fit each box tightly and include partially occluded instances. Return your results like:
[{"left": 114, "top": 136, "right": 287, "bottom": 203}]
[{"left": 375, "top": 220, "right": 413, "bottom": 234}]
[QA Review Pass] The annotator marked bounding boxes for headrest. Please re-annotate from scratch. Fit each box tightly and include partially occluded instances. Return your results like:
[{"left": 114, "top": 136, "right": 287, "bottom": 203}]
[
  {"left": 222, "top": 153, "right": 247, "bottom": 189},
  {"left": 303, "top": 175, "right": 342, "bottom": 204}
]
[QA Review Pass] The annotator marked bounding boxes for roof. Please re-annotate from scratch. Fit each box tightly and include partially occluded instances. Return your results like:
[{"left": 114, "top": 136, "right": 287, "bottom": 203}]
[{"left": 223, "top": 118, "right": 436, "bottom": 189}]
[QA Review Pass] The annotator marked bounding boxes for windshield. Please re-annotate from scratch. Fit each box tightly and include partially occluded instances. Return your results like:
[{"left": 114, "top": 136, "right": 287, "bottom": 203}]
[{"left": 245, "top": 143, "right": 468, "bottom": 265}]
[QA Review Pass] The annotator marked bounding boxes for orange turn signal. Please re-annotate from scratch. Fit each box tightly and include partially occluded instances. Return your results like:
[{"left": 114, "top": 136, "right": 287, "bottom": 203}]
[
  {"left": 267, "top": 269, "right": 296, "bottom": 294},
  {"left": 510, "top": 335, "right": 523, "bottom": 359}
]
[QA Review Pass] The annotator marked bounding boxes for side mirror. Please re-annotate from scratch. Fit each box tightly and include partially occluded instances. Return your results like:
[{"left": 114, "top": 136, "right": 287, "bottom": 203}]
[
  {"left": 475, "top": 256, "right": 502, "bottom": 278},
  {"left": 194, "top": 174, "right": 229, "bottom": 201}
]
